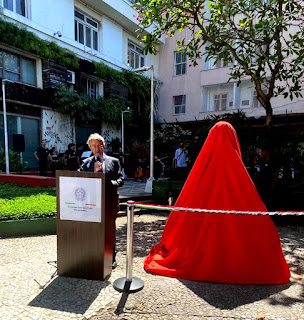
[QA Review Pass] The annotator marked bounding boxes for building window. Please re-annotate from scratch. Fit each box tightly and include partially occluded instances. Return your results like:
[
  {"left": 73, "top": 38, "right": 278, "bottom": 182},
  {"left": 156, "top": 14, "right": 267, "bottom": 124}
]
[
  {"left": 75, "top": 9, "right": 99, "bottom": 51},
  {"left": 128, "top": 41, "right": 145, "bottom": 69},
  {"left": 204, "top": 56, "right": 233, "bottom": 70},
  {"left": 174, "top": 51, "right": 186, "bottom": 76},
  {"left": 173, "top": 95, "right": 186, "bottom": 114},
  {"left": 0, "top": 115, "right": 40, "bottom": 168},
  {"left": 0, "top": 50, "right": 36, "bottom": 85},
  {"left": 81, "top": 78, "right": 98, "bottom": 99},
  {"left": 1, "top": 0, "right": 26, "bottom": 16},
  {"left": 204, "top": 42, "right": 234, "bottom": 70},
  {"left": 214, "top": 93, "right": 227, "bottom": 111}
]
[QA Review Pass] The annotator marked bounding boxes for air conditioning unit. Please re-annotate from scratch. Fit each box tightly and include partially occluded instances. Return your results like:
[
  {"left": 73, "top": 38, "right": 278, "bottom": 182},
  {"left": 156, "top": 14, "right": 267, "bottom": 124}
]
[{"left": 66, "top": 70, "right": 76, "bottom": 84}]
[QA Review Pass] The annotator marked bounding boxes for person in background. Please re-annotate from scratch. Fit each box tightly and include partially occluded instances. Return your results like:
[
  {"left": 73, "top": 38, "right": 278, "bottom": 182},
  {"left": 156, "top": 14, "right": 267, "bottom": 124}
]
[
  {"left": 134, "top": 164, "right": 144, "bottom": 182},
  {"left": 76, "top": 144, "right": 84, "bottom": 168},
  {"left": 66, "top": 143, "right": 78, "bottom": 171},
  {"left": 255, "top": 148, "right": 279, "bottom": 210},
  {"left": 34, "top": 139, "right": 49, "bottom": 176},
  {"left": 174, "top": 143, "right": 188, "bottom": 180},
  {"left": 48, "top": 146, "right": 60, "bottom": 177},
  {"left": 154, "top": 156, "right": 164, "bottom": 180},
  {"left": 80, "top": 133, "right": 124, "bottom": 269},
  {"left": 106, "top": 145, "right": 114, "bottom": 157}
]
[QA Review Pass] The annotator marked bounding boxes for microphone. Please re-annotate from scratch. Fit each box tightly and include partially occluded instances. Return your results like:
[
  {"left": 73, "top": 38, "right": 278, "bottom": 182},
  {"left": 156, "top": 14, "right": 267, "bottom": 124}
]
[{"left": 78, "top": 155, "right": 94, "bottom": 171}]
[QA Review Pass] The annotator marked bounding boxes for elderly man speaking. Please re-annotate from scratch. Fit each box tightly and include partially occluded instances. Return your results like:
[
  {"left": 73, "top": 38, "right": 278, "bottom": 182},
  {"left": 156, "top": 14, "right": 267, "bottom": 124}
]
[{"left": 80, "top": 133, "right": 124, "bottom": 269}]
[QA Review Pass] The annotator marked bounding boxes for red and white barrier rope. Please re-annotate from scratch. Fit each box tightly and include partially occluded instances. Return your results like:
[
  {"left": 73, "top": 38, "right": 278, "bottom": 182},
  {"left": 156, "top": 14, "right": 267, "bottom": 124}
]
[{"left": 127, "top": 201, "right": 304, "bottom": 216}]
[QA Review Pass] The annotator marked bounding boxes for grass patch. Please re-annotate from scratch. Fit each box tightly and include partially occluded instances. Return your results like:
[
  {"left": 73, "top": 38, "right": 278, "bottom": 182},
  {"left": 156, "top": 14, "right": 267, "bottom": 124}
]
[{"left": 0, "top": 183, "right": 56, "bottom": 221}]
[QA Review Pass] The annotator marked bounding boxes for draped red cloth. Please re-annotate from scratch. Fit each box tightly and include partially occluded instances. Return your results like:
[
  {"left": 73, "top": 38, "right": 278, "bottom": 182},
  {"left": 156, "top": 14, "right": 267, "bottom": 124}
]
[{"left": 144, "top": 121, "right": 290, "bottom": 284}]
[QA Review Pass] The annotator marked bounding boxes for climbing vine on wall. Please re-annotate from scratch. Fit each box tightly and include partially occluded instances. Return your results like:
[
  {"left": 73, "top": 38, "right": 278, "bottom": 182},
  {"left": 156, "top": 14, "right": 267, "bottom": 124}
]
[
  {"left": 53, "top": 87, "right": 132, "bottom": 124},
  {"left": 93, "top": 62, "right": 152, "bottom": 100},
  {"left": 0, "top": 17, "right": 153, "bottom": 119},
  {"left": 0, "top": 17, "right": 79, "bottom": 68}
]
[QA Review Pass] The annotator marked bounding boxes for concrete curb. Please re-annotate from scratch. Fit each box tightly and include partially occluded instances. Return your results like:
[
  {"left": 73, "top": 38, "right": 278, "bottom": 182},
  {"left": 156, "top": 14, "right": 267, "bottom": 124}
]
[{"left": 0, "top": 216, "right": 57, "bottom": 237}]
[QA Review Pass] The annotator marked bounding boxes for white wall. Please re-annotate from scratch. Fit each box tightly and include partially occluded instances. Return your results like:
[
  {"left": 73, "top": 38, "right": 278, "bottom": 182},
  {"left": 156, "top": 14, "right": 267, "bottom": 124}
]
[
  {"left": 31, "top": 0, "right": 74, "bottom": 40},
  {"left": 2, "top": 0, "right": 160, "bottom": 75},
  {"left": 101, "top": 123, "right": 121, "bottom": 147},
  {"left": 102, "top": 17, "right": 123, "bottom": 64},
  {"left": 42, "top": 109, "right": 75, "bottom": 153}
]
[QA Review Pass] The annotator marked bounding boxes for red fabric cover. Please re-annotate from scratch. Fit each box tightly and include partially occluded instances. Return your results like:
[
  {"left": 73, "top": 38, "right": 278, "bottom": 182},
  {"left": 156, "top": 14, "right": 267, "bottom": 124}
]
[{"left": 144, "top": 121, "right": 290, "bottom": 284}]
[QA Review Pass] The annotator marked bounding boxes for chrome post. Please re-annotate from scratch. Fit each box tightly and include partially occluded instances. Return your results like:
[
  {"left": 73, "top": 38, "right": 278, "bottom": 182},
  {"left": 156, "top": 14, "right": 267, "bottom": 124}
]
[{"left": 113, "top": 201, "right": 144, "bottom": 293}]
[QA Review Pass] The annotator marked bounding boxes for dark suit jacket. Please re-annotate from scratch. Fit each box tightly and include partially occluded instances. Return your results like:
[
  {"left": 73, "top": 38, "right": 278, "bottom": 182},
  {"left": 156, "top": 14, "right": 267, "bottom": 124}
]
[{"left": 81, "top": 154, "right": 124, "bottom": 219}]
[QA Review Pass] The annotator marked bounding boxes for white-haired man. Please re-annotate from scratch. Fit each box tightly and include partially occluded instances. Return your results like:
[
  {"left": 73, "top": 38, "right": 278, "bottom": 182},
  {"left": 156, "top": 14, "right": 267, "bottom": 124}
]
[{"left": 81, "top": 133, "right": 124, "bottom": 269}]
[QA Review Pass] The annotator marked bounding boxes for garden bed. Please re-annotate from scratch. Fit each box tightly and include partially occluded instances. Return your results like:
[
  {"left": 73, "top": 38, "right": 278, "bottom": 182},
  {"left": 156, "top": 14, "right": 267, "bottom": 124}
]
[
  {"left": 0, "top": 183, "right": 57, "bottom": 237},
  {"left": 0, "top": 217, "right": 56, "bottom": 237}
]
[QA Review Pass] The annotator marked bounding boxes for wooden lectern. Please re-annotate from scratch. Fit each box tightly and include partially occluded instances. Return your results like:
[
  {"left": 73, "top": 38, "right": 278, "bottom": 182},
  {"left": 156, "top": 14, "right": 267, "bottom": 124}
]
[{"left": 56, "top": 170, "right": 113, "bottom": 280}]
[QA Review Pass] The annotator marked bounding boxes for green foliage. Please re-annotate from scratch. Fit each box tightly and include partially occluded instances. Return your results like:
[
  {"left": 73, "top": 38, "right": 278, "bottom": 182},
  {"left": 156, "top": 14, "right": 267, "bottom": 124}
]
[
  {"left": 135, "top": 0, "right": 304, "bottom": 126},
  {"left": 155, "top": 123, "right": 191, "bottom": 143},
  {"left": 0, "top": 18, "right": 152, "bottom": 121},
  {"left": 121, "top": 69, "right": 152, "bottom": 100},
  {"left": 0, "top": 149, "right": 28, "bottom": 173},
  {"left": 0, "top": 17, "right": 79, "bottom": 68},
  {"left": 152, "top": 180, "right": 184, "bottom": 202},
  {"left": 54, "top": 87, "right": 97, "bottom": 121},
  {"left": 53, "top": 87, "right": 132, "bottom": 124},
  {"left": 206, "top": 110, "right": 248, "bottom": 129},
  {"left": 0, "top": 183, "right": 56, "bottom": 221},
  {"left": 93, "top": 61, "right": 126, "bottom": 83},
  {"left": 93, "top": 61, "right": 152, "bottom": 100},
  {"left": 96, "top": 94, "right": 132, "bottom": 123}
]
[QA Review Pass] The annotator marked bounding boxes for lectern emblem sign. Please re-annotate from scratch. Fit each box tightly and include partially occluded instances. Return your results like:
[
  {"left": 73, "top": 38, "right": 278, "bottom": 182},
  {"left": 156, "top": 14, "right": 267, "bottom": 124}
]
[
  {"left": 60, "top": 176, "right": 102, "bottom": 222},
  {"left": 75, "top": 187, "right": 86, "bottom": 202}
]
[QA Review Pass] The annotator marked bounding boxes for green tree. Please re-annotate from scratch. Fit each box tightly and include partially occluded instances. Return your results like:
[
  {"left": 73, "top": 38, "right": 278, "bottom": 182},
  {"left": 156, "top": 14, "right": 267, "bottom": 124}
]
[{"left": 135, "top": 0, "right": 304, "bottom": 127}]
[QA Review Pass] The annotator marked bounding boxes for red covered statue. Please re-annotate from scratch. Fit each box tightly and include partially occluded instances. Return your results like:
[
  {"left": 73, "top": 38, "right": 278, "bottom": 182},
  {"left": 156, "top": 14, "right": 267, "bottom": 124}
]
[{"left": 144, "top": 121, "right": 290, "bottom": 284}]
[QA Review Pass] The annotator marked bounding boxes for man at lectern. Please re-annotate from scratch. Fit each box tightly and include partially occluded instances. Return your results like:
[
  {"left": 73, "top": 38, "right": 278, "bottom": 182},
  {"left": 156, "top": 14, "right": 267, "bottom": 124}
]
[{"left": 80, "top": 133, "right": 124, "bottom": 269}]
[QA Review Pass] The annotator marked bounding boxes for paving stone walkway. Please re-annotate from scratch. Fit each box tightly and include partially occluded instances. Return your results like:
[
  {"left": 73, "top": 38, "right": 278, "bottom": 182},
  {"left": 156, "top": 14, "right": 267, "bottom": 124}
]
[
  {"left": 0, "top": 212, "right": 303, "bottom": 320},
  {"left": 119, "top": 179, "right": 151, "bottom": 199}
]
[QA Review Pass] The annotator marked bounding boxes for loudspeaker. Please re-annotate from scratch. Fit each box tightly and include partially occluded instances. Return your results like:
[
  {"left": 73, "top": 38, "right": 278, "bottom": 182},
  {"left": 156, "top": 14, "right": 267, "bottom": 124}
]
[{"left": 13, "top": 134, "right": 25, "bottom": 153}]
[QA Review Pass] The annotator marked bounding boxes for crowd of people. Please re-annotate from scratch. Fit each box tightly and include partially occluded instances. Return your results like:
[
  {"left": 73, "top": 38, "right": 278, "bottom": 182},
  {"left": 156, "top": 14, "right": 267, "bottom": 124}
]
[
  {"left": 34, "top": 138, "right": 296, "bottom": 210},
  {"left": 34, "top": 141, "right": 93, "bottom": 176},
  {"left": 34, "top": 140, "right": 128, "bottom": 177}
]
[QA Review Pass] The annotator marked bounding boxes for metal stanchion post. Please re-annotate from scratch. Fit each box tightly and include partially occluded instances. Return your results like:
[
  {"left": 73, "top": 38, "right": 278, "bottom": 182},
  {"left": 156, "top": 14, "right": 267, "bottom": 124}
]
[{"left": 113, "top": 202, "right": 144, "bottom": 293}]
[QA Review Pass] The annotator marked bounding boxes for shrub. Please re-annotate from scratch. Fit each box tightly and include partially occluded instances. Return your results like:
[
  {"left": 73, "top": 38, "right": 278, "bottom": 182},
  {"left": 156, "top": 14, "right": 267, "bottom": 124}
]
[{"left": 0, "top": 149, "right": 28, "bottom": 173}]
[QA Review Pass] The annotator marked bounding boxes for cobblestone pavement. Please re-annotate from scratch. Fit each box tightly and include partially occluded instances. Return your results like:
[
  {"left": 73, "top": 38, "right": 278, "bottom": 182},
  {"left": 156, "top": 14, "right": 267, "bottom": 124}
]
[
  {"left": 0, "top": 213, "right": 303, "bottom": 320},
  {"left": 119, "top": 179, "right": 151, "bottom": 198}
]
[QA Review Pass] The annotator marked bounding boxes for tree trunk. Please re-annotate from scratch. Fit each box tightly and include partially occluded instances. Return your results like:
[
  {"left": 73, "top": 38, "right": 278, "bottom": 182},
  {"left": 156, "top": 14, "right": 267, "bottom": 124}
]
[
  {"left": 265, "top": 102, "right": 273, "bottom": 129},
  {"left": 255, "top": 86, "right": 273, "bottom": 129}
]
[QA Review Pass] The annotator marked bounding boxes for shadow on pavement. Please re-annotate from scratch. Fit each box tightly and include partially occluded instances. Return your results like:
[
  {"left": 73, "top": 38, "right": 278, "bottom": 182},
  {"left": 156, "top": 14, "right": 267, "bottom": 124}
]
[
  {"left": 179, "top": 280, "right": 292, "bottom": 309},
  {"left": 116, "top": 212, "right": 168, "bottom": 258},
  {"left": 180, "top": 224, "right": 304, "bottom": 309},
  {"left": 29, "top": 276, "right": 110, "bottom": 314},
  {"left": 116, "top": 212, "right": 304, "bottom": 311}
]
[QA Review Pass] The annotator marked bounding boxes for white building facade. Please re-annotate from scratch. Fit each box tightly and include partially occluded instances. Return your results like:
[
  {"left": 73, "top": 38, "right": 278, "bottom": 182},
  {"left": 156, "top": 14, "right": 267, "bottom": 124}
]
[
  {"left": 157, "top": 30, "right": 304, "bottom": 124},
  {"left": 0, "top": 0, "right": 159, "bottom": 168}
]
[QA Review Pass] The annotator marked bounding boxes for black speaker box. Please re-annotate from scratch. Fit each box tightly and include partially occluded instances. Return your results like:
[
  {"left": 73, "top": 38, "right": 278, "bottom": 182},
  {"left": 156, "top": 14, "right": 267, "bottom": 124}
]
[{"left": 13, "top": 134, "right": 25, "bottom": 153}]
